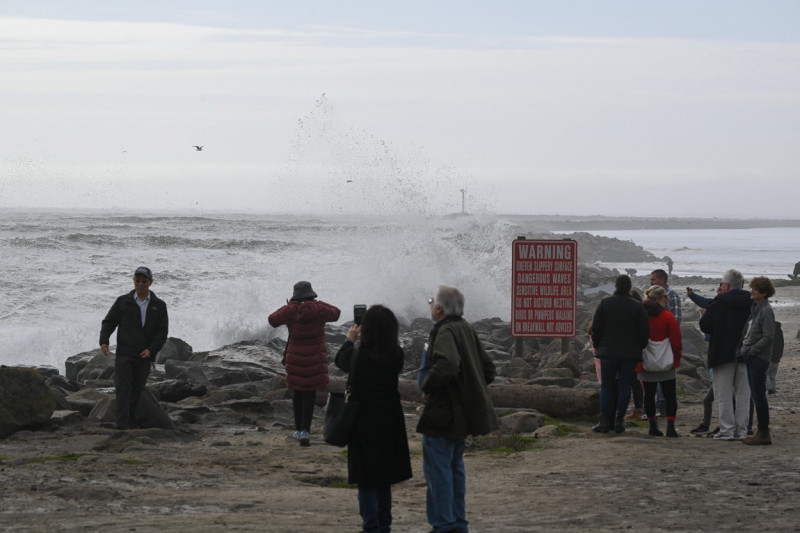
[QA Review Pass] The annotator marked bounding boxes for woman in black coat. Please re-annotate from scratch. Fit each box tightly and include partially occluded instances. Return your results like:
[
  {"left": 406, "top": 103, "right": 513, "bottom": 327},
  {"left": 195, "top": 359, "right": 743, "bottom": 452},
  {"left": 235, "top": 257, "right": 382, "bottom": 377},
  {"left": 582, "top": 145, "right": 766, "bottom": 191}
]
[{"left": 334, "top": 305, "right": 412, "bottom": 533}]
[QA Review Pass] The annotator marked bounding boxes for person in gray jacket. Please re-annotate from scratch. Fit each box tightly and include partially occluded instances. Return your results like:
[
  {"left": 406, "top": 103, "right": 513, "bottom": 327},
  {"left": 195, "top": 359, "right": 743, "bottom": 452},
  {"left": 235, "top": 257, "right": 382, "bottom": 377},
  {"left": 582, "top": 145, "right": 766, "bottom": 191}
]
[
  {"left": 741, "top": 276, "right": 776, "bottom": 445},
  {"left": 417, "top": 285, "right": 498, "bottom": 533}
]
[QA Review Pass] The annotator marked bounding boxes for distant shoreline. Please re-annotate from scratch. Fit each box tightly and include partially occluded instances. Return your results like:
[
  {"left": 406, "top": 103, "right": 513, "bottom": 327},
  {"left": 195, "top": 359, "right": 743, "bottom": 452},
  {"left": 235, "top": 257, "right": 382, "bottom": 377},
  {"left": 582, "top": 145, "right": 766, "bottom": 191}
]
[{"left": 504, "top": 215, "right": 800, "bottom": 231}]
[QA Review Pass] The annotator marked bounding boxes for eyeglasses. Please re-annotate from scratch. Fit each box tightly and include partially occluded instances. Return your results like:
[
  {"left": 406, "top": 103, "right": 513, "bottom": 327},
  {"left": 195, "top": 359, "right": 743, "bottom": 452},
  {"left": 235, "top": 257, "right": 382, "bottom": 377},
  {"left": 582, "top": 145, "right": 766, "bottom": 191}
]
[{"left": 428, "top": 298, "right": 434, "bottom": 305}]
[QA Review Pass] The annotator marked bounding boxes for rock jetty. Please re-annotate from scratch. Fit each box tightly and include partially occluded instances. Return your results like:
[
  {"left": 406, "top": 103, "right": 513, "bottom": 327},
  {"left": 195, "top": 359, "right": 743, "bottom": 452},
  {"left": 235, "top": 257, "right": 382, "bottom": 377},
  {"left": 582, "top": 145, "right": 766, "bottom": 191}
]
[{"left": 2, "top": 256, "right": 715, "bottom": 439}]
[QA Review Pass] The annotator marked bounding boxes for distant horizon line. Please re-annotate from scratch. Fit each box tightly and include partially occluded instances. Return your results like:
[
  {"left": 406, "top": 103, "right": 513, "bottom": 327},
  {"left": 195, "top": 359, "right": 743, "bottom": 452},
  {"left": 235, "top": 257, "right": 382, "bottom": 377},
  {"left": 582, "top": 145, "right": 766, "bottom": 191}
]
[{"left": 1, "top": 206, "right": 799, "bottom": 225}]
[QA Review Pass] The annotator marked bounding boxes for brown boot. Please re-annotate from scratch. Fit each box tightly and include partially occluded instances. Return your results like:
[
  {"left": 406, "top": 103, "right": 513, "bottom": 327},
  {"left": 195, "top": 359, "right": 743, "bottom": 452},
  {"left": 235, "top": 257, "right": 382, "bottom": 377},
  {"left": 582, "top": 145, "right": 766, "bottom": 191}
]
[
  {"left": 625, "top": 407, "right": 642, "bottom": 420},
  {"left": 743, "top": 428, "right": 772, "bottom": 445}
]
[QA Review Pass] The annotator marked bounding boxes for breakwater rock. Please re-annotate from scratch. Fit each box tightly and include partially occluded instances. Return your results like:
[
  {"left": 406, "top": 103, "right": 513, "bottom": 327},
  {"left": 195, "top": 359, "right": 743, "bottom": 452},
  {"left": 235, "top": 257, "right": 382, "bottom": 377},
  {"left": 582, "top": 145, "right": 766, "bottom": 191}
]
[
  {"left": 2, "top": 260, "right": 716, "bottom": 438},
  {"left": 4, "top": 320, "right": 711, "bottom": 440}
]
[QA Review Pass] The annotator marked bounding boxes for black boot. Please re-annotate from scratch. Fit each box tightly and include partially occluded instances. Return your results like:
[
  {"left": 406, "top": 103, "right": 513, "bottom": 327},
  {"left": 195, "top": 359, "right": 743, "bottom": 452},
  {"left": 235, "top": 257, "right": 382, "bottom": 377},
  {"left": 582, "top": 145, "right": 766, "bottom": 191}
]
[
  {"left": 666, "top": 420, "right": 678, "bottom": 438},
  {"left": 614, "top": 416, "right": 625, "bottom": 433},
  {"left": 592, "top": 416, "right": 610, "bottom": 433},
  {"left": 649, "top": 418, "right": 663, "bottom": 436}
]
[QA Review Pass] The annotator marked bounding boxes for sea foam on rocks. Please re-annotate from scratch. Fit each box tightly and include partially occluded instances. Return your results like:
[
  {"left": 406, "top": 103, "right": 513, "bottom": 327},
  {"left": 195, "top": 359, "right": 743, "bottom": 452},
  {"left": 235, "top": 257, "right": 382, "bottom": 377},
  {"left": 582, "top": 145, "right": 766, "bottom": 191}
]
[{"left": 2, "top": 254, "right": 715, "bottom": 437}]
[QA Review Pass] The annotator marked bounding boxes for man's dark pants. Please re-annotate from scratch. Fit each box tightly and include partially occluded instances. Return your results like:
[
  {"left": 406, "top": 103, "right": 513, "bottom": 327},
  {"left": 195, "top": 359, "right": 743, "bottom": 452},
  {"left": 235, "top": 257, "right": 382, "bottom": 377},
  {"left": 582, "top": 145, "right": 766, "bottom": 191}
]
[{"left": 114, "top": 354, "right": 151, "bottom": 429}]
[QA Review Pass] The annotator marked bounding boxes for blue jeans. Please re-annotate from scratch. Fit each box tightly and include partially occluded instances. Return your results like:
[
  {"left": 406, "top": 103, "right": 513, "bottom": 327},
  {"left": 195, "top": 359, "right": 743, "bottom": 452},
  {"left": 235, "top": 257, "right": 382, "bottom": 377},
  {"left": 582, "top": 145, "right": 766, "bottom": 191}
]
[
  {"left": 357, "top": 485, "right": 392, "bottom": 533},
  {"left": 745, "top": 356, "right": 770, "bottom": 430},
  {"left": 600, "top": 358, "right": 637, "bottom": 420},
  {"left": 422, "top": 435, "right": 468, "bottom": 533}
]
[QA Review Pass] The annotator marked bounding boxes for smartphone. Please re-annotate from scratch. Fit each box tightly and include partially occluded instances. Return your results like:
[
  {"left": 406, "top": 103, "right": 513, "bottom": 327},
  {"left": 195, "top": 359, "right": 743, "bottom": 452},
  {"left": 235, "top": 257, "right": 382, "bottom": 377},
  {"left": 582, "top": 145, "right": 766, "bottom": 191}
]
[{"left": 353, "top": 304, "right": 367, "bottom": 325}]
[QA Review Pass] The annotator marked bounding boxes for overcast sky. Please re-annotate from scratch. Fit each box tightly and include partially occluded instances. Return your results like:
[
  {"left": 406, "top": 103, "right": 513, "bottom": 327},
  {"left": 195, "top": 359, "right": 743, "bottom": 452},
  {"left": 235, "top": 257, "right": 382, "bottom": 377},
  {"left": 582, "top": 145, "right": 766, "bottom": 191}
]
[{"left": 1, "top": 1, "right": 799, "bottom": 217}]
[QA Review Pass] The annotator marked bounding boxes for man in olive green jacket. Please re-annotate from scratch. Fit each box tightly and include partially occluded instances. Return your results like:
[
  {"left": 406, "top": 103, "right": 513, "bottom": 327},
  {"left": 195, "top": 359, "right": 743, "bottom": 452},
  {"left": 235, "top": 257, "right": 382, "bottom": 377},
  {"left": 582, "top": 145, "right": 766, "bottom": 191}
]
[{"left": 417, "top": 285, "right": 498, "bottom": 533}]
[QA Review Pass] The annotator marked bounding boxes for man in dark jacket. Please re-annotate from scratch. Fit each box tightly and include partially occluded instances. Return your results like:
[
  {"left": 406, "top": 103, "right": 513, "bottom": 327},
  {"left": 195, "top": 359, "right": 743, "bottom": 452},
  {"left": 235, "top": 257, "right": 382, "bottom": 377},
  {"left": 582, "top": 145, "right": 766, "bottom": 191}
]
[
  {"left": 417, "top": 285, "right": 498, "bottom": 533},
  {"left": 99, "top": 266, "right": 169, "bottom": 429},
  {"left": 699, "top": 269, "right": 752, "bottom": 440},
  {"left": 590, "top": 275, "right": 649, "bottom": 433}
]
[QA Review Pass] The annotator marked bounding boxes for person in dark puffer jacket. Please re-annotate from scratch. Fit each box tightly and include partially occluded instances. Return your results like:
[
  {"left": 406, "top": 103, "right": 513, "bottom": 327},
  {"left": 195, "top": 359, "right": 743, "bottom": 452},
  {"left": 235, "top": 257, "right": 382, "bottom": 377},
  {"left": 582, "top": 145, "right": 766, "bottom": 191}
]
[{"left": 269, "top": 281, "right": 340, "bottom": 446}]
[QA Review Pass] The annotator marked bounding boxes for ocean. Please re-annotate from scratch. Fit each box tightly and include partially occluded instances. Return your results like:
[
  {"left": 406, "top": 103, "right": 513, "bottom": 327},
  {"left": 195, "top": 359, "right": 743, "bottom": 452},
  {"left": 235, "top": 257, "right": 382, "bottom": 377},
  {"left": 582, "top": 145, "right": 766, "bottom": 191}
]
[
  {"left": 574, "top": 228, "right": 799, "bottom": 280},
  {"left": 2, "top": 210, "right": 796, "bottom": 371}
]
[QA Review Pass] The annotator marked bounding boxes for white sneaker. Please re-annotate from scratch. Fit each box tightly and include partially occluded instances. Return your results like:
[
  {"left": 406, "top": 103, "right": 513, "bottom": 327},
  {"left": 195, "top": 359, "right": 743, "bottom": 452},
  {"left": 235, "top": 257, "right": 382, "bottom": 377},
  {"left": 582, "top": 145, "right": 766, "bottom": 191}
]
[{"left": 713, "top": 433, "right": 735, "bottom": 441}]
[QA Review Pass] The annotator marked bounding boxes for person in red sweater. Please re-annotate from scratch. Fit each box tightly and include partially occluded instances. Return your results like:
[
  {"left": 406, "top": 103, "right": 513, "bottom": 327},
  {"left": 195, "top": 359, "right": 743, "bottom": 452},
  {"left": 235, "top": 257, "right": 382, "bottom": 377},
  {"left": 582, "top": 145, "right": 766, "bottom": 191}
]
[
  {"left": 269, "top": 281, "right": 340, "bottom": 446},
  {"left": 637, "top": 285, "right": 682, "bottom": 437}
]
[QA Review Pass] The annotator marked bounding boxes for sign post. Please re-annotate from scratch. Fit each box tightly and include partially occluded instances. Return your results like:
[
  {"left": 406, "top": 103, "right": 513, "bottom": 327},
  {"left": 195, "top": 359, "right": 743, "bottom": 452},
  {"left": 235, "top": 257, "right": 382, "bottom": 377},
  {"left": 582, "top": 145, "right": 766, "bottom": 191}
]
[{"left": 511, "top": 238, "right": 578, "bottom": 339}]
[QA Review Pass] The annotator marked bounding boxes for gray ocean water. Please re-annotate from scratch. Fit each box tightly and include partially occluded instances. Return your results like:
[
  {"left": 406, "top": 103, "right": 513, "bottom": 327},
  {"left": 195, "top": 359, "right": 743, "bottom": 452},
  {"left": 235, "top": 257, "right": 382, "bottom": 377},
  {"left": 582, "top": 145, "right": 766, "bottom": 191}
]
[{"left": 1, "top": 210, "right": 796, "bottom": 371}]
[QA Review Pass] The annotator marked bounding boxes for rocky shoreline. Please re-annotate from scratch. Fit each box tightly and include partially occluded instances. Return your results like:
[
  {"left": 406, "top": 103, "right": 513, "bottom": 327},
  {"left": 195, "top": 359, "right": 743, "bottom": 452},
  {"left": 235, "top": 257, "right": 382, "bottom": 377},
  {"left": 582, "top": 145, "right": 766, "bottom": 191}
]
[{"left": 2, "top": 262, "right": 723, "bottom": 439}]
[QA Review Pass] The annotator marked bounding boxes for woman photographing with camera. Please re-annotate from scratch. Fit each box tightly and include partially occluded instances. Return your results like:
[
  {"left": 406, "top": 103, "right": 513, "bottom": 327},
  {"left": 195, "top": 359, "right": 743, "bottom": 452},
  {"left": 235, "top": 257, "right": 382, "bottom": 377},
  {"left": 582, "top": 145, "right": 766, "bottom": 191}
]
[{"left": 334, "top": 304, "right": 412, "bottom": 533}]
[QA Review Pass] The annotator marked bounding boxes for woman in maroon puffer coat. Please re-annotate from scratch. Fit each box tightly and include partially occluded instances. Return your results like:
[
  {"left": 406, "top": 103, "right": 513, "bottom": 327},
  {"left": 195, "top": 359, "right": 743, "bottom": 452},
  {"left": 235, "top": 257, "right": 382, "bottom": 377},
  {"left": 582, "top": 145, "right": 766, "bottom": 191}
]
[{"left": 269, "top": 281, "right": 340, "bottom": 446}]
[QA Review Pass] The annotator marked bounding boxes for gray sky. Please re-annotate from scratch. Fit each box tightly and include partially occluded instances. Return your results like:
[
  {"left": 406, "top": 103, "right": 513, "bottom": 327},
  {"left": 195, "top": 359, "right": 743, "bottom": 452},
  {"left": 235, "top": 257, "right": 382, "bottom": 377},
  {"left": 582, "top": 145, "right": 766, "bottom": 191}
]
[{"left": 2, "top": 1, "right": 799, "bottom": 217}]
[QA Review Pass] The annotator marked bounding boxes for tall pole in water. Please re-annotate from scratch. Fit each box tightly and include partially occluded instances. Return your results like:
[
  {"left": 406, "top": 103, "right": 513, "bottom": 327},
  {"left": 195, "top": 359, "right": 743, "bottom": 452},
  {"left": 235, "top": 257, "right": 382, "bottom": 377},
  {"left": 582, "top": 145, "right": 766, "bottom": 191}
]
[{"left": 460, "top": 188, "right": 466, "bottom": 214}]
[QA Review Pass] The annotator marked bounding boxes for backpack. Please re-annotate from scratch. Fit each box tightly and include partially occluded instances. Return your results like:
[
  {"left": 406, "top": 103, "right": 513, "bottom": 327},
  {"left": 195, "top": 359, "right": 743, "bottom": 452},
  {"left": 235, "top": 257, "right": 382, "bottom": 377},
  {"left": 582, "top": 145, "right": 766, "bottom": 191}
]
[{"left": 771, "top": 321, "right": 785, "bottom": 363}]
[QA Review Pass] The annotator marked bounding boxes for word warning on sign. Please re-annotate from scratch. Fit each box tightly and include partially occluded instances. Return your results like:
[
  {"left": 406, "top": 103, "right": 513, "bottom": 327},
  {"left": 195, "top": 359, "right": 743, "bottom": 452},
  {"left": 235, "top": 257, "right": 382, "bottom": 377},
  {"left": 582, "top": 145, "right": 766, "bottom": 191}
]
[{"left": 511, "top": 238, "right": 577, "bottom": 337}]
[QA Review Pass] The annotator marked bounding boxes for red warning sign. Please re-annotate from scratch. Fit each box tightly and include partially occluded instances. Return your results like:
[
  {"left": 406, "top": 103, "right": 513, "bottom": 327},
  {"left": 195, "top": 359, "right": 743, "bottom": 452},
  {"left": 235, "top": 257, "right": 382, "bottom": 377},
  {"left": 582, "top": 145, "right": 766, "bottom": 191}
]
[{"left": 511, "top": 238, "right": 577, "bottom": 337}]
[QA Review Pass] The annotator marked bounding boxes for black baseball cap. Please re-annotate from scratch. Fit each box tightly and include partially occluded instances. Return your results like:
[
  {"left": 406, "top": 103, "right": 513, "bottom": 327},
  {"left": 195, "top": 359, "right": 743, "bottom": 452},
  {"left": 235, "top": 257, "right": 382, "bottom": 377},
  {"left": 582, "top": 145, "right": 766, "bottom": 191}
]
[{"left": 134, "top": 266, "right": 153, "bottom": 280}]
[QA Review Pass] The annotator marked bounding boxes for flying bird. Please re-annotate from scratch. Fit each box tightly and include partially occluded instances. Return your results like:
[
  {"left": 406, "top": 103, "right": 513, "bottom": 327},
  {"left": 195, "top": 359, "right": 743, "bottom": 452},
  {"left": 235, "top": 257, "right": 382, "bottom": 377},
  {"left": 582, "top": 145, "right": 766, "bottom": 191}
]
[{"left": 193, "top": 145, "right": 204, "bottom": 151}]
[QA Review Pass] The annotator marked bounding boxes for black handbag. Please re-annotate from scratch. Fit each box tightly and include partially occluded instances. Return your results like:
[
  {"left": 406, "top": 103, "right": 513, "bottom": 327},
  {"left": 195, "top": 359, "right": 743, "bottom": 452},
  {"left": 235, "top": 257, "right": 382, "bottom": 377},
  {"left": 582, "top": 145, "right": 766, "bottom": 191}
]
[{"left": 323, "top": 348, "right": 359, "bottom": 446}]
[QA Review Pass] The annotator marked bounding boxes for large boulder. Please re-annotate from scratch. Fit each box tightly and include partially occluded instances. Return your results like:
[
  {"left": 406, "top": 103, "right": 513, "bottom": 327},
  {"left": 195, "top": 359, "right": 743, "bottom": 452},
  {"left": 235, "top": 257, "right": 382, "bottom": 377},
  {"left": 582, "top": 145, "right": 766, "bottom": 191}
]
[
  {"left": 77, "top": 353, "right": 116, "bottom": 383},
  {"left": 164, "top": 360, "right": 276, "bottom": 388},
  {"left": 155, "top": 337, "right": 194, "bottom": 364},
  {"left": 497, "top": 409, "right": 546, "bottom": 434},
  {"left": 136, "top": 390, "right": 179, "bottom": 430},
  {"left": 147, "top": 379, "right": 207, "bottom": 403},
  {"left": 88, "top": 390, "right": 178, "bottom": 430},
  {"left": 45, "top": 374, "right": 80, "bottom": 393},
  {"left": 65, "top": 388, "right": 114, "bottom": 417},
  {"left": 65, "top": 349, "right": 100, "bottom": 382},
  {"left": 503, "top": 358, "right": 536, "bottom": 380},
  {"left": 0, "top": 366, "right": 57, "bottom": 437},
  {"left": 537, "top": 341, "right": 582, "bottom": 377},
  {"left": 87, "top": 397, "right": 116, "bottom": 424},
  {"left": 48, "top": 386, "right": 74, "bottom": 411}
]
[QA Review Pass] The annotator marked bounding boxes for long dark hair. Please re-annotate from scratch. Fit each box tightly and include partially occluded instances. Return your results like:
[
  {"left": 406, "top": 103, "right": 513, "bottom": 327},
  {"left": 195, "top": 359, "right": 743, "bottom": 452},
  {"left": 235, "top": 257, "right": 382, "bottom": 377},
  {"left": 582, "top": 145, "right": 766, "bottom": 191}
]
[{"left": 360, "top": 304, "right": 399, "bottom": 362}]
